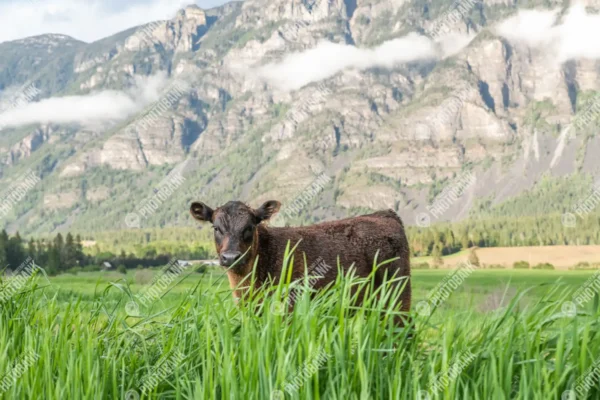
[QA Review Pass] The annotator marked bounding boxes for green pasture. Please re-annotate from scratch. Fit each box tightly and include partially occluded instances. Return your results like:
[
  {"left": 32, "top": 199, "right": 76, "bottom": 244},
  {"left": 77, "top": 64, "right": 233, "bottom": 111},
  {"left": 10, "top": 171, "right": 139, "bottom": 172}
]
[{"left": 1, "top": 263, "right": 599, "bottom": 399}]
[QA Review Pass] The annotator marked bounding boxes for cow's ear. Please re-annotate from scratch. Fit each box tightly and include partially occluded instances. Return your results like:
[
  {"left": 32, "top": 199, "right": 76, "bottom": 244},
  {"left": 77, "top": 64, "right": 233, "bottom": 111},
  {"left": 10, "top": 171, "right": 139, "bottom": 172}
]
[
  {"left": 190, "top": 202, "right": 214, "bottom": 222},
  {"left": 255, "top": 200, "right": 281, "bottom": 222}
]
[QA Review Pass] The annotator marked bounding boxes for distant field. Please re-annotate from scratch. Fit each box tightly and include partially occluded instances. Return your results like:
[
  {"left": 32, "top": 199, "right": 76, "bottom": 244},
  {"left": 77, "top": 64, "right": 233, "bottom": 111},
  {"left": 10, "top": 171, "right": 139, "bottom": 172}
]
[
  {"left": 413, "top": 245, "right": 600, "bottom": 269},
  {"left": 46, "top": 268, "right": 598, "bottom": 312}
]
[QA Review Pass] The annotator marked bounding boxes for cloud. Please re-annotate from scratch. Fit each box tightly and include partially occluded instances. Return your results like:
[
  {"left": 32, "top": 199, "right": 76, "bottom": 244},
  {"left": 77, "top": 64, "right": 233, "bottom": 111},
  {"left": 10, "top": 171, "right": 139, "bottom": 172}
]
[
  {"left": 555, "top": 6, "right": 600, "bottom": 61},
  {"left": 0, "top": 73, "right": 169, "bottom": 130},
  {"left": 437, "top": 32, "right": 477, "bottom": 58},
  {"left": 495, "top": 5, "right": 600, "bottom": 62},
  {"left": 254, "top": 33, "right": 475, "bottom": 91},
  {"left": 495, "top": 8, "right": 559, "bottom": 48},
  {"left": 0, "top": 0, "right": 231, "bottom": 44}
]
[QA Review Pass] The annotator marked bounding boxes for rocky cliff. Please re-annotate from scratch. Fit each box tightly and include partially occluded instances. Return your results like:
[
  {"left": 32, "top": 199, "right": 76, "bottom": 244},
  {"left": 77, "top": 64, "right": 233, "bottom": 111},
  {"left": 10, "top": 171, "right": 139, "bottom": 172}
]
[{"left": 0, "top": 0, "right": 599, "bottom": 234}]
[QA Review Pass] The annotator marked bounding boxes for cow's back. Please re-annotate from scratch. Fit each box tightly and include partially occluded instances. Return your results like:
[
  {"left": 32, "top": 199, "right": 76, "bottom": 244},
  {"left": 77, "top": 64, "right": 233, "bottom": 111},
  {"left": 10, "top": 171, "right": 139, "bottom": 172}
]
[{"left": 257, "top": 210, "right": 411, "bottom": 310}]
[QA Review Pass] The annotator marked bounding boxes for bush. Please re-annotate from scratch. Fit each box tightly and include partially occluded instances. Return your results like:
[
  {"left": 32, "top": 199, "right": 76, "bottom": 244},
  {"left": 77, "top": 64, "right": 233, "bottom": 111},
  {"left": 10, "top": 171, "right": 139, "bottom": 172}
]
[
  {"left": 66, "top": 267, "right": 81, "bottom": 275},
  {"left": 573, "top": 262, "right": 598, "bottom": 270},
  {"left": 487, "top": 264, "right": 506, "bottom": 269},
  {"left": 412, "top": 262, "right": 430, "bottom": 270},
  {"left": 196, "top": 264, "right": 208, "bottom": 274},
  {"left": 468, "top": 249, "right": 481, "bottom": 267},
  {"left": 134, "top": 269, "right": 154, "bottom": 285},
  {"left": 532, "top": 263, "right": 555, "bottom": 270},
  {"left": 81, "top": 265, "right": 101, "bottom": 272},
  {"left": 432, "top": 247, "right": 444, "bottom": 268},
  {"left": 513, "top": 261, "right": 530, "bottom": 269},
  {"left": 117, "top": 265, "right": 127, "bottom": 274}
]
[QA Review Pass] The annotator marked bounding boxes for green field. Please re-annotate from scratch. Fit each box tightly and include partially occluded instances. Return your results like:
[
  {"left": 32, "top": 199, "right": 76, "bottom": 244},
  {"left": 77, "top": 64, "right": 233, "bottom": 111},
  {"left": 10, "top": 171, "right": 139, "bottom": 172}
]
[{"left": 1, "top": 265, "right": 600, "bottom": 399}]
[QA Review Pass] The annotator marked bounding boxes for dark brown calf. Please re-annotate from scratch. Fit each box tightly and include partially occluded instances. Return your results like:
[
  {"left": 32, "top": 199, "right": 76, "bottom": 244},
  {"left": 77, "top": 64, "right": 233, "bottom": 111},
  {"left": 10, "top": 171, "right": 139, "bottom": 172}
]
[{"left": 190, "top": 200, "right": 411, "bottom": 319}]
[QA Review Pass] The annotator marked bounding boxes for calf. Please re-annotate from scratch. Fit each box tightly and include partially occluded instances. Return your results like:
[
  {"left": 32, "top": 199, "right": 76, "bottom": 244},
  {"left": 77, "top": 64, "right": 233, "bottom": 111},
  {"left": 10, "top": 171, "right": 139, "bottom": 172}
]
[{"left": 190, "top": 200, "right": 411, "bottom": 320}]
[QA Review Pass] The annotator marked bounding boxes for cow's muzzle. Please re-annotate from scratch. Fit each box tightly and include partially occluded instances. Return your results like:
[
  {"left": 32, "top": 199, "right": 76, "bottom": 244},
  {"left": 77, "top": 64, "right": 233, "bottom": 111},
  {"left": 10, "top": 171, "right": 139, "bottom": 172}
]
[{"left": 220, "top": 251, "right": 243, "bottom": 267}]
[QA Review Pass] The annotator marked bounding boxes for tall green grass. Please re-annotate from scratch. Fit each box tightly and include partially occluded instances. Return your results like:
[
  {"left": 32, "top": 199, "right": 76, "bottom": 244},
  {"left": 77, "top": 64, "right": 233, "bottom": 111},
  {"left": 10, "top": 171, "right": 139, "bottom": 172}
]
[{"left": 1, "top": 260, "right": 599, "bottom": 399}]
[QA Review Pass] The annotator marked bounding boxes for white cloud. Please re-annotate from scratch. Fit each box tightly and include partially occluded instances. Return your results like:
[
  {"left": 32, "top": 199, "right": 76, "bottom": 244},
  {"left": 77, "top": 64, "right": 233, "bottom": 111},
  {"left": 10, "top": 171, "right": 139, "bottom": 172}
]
[
  {"left": 556, "top": 6, "right": 600, "bottom": 62},
  {"left": 437, "top": 32, "right": 477, "bottom": 58},
  {"left": 0, "top": 0, "right": 229, "bottom": 44},
  {"left": 495, "top": 5, "right": 600, "bottom": 63},
  {"left": 495, "top": 8, "right": 559, "bottom": 48},
  {"left": 0, "top": 73, "right": 170, "bottom": 130},
  {"left": 254, "top": 33, "right": 475, "bottom": 91}
]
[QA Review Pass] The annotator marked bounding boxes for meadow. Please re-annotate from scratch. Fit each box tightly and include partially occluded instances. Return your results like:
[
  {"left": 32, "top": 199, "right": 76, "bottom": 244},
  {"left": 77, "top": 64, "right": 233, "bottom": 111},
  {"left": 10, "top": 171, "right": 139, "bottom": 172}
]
[
  {"left": 1, "top": 263, "right": 600, "bottom": 399},
  {"left": 411, "top": 246, "right": 600, "bottom": 270}
]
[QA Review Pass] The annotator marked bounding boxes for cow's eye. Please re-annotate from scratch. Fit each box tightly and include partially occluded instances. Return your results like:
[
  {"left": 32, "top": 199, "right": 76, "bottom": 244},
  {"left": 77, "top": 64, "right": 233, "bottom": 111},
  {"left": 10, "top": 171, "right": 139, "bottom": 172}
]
[
  {"left": 243, "top": 226, "right": 253, "bottom": 241},
  {"left": 214, "top": 226, "right": 223, "bottom": 235}
]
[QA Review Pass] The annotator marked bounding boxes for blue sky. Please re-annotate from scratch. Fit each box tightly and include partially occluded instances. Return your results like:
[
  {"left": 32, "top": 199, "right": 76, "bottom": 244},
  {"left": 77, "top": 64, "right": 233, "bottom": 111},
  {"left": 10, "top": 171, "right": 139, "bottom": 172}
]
[{"left": 0, "top": 0, "right": 232, "bottom": 44}]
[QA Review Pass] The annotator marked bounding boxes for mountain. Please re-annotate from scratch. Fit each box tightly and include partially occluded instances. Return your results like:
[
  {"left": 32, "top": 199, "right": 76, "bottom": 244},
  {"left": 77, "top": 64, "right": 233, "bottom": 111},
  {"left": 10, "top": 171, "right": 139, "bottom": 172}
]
[{"left": 0, "top": 0, "right": 599, "bottom": 235}]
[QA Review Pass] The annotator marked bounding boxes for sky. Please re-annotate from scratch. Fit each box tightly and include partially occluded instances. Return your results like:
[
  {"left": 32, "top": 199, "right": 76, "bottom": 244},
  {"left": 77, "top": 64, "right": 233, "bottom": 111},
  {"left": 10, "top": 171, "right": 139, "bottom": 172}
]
[{"left": 0, "top": 0, "right": 232, "bottom": 44}]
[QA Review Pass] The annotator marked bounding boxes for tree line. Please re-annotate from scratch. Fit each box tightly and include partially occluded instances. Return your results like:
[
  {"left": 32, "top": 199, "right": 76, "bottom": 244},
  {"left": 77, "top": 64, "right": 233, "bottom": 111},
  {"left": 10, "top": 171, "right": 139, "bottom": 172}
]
[
  {"left": 1, "top": 231, "right": 86, "bottom": 275},
  {"left": 1, "top": 231, "right": 210, "bottom": 276},
  {"left": 3, "top": 211, "right": 599, "bottom": 275},
  {"left": 406, "top": 213, "right": 600, "bottom": 257}
]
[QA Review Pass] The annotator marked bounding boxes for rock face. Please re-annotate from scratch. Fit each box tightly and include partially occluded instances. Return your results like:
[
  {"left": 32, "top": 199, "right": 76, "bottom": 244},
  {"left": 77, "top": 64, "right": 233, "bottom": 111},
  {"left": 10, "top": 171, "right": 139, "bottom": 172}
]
[
  {"left": 125, "top": 5, "right": 209, "bottom": 53},
  {"left": 85, "top": 187, "right": 110, "bottom": 203},
  {"left": 3, "top": 129, "right": 49, "bottom": 165},
  {"left": 44, "top": 192, "right": 79, "bottom": 210},
  {"left": 238, "top": 0, "right": 348, "bottom": 25},
  {"left": 1, "top": 0, "right": 600, "bottom": 233}
]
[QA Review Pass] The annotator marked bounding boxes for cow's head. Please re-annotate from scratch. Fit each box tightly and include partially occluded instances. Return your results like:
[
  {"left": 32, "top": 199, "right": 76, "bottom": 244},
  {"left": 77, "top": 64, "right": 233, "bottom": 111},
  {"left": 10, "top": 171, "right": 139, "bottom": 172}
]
[{"left": 190, "top": 200, "right": 281, "bottom": 270}]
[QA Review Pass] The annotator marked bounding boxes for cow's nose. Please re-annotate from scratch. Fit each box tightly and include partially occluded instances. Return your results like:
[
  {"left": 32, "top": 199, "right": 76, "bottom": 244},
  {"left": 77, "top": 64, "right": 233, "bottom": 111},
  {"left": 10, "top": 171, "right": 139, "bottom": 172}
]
[{"left": 220, "top": 251, "right": 242, "bottom": 267}]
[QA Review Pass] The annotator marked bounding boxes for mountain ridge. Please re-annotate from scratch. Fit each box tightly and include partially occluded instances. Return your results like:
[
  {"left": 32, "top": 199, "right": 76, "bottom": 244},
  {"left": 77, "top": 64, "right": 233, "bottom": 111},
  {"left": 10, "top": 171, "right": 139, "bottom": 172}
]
[{"left": 0, "top": 0, "right": 599, "bottom": 234}]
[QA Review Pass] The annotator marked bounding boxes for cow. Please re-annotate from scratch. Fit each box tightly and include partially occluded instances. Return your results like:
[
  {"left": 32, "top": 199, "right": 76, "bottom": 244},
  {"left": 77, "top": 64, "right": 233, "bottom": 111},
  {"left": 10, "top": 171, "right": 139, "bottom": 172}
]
[{"left": 189, "top": 200, "right": 411, "bottom": 324}]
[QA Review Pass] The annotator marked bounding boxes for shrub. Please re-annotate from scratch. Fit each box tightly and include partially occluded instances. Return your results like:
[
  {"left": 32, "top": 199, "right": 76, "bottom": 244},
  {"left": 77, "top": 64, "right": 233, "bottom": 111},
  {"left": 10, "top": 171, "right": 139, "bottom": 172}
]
[
  {"left": 81, "top": 265, "right": 101, "bottom": 272},
  {"left": 432, "top": 247, "right": 444, "bottom": 267},
  {"left": 468, "top": 249, "right": 481, "bottom": 267},
  {"left": 412, "top": 262, "right": 430, "bottom": 270},
  {"left": 513, "top": 261, "right": 530, "bottom": 269},
  {"left": 66, "top": 267, "right": 81, "bottom": 275},
  {"left": 134, "top": 269, "right": 154, "bottom": 285},
  {"left": 196, "top": 264, "right": 208, "bottom": 274},
  {"left": 533, "top": 263, "right": 555, "bottom": 270},
  {"left": 117, "top": 265, "right": 127, "bottom": 274},
  {"left": 573, "top": 262, "right": 598, "bottom": 270},
  {"left": 488, "top": 264, "right": 506, "bottom": 269}
]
